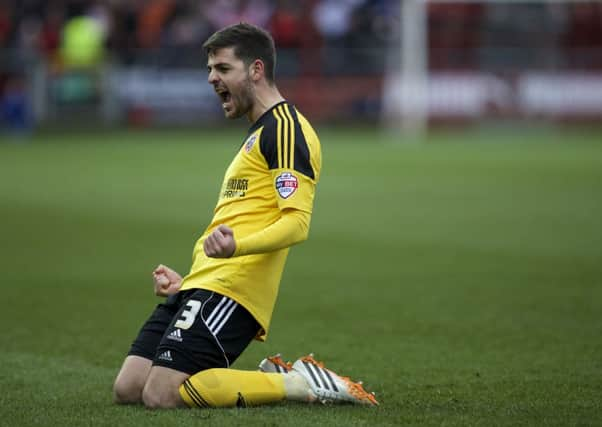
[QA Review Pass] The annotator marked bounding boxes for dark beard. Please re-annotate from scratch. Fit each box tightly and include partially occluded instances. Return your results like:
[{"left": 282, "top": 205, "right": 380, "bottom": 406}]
[{"left": 230, "top": 76, "right": 254, "bottom": 119}]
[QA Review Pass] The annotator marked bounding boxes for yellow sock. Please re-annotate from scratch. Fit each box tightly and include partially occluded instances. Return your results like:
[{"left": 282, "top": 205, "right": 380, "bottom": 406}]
[{"left": 179, "top": 369, "right": 286, "bottom": 408}]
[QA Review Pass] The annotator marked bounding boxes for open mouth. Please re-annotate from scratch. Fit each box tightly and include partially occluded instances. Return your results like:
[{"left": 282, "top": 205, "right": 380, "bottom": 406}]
[{"left": 216, "top": 88, "right": 231, "bottom": 105}]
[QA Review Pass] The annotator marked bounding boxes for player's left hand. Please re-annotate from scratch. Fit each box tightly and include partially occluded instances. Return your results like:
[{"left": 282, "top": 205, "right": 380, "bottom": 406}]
[
  {"left": 204, "top": 224, "right": 236, "bottom": 258},
  {"left": 152, "top": 264, "right": 182, "bottom": 297}
]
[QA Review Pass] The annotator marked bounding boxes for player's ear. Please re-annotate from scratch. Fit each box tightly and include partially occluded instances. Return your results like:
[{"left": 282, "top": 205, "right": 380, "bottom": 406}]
[{"left": 249, "top": 59, "right": 264, "bottom": 82}]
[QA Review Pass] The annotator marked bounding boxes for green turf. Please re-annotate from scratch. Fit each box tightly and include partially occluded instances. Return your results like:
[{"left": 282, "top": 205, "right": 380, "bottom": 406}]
[{"left": 1, "top": 126, "right": 601, "bottom": 426}]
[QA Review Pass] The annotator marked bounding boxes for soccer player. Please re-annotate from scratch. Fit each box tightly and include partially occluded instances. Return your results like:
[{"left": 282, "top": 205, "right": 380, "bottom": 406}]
[{"left": 112, "top": 23, "right": 377, "bottom": 409}]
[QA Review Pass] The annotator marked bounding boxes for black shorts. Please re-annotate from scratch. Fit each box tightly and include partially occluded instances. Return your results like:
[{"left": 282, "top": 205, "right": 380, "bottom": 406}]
[{"left": 128, "top": 289, "right": 260, "bottom": 375}]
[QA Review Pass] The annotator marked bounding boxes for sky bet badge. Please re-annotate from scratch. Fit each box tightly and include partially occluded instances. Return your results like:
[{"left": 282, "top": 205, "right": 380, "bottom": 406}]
[
  {"left": 245, "top": 134, "right": 257, "bottom": 152},
  {"left": 275, "top": 172, "right": 298, "bottom": 199}
]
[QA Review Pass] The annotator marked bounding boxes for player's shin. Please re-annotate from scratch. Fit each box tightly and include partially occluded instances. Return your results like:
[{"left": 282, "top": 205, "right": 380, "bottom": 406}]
[{"left": 178, "top": 368, "right": 287, "bottom": 408}]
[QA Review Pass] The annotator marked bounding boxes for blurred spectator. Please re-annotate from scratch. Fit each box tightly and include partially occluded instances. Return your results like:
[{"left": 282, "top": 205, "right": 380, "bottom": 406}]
[
  {"left": 16, "top": 16, "right": 42, "bottom": 57},
  {"left": 106, "top": 1, "right": 139, "bottom": 65},
  {"left": 313, "top": 0, "right": 363, "bottom": 40},
  {"left": 87, "top": 0, "right": 111, "bottom": 39},
  {"left": 312, "top": 0, "right": 365, "bottom": 75},
  {"left": 428, "top": 3, "right": 483, "bottom": 70},
  {"left": 39, "top": 6, "right": 62, "bottom": 55},
  {"left": 565, "top": 3, "right": 602, "bottom": 68},
  {"left": 1, "top": 73, "right": 31, "bottom": 132},
  {"left": 60, "top": 14, "right": 105, "bottom": 69},
  {"left": 161, "top": 1, "right": 213, "bottom": 67},
  {"left": 346, "top": 0, "right": 392, "bottom": 75},
  {"left": 137, "top": 0, "right": 175, "bottom": 48},
  {"left": 270, "top": 0, "right": 304, "bottom": 49},
  {"left": 0, "top": 2, "right": 13, "bottom": 47},
  {"left": 204, "top": 0, "right": 273, "bottom": 30},
  {"left": 368, "top": 0, "right": 399, "bottom": 44},
  {"left": 39, "top": 4, "right": 64, "bottom": 69},
  {"left": 269, "top": 0, "right": 305, "bottom": 76}
]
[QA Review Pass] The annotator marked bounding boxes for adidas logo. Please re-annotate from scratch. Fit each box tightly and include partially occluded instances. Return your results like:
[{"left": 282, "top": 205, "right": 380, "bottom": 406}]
[
  {"left": 158, "top": 350, "right": 173, "bottom": 362},
  {"left": 167, "top": 329, "right": 183, "bottom": 342}
]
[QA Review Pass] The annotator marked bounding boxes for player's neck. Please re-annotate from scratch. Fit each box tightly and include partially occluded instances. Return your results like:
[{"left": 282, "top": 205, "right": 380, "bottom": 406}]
[{"left": 247, "top": 84, "right": 284, "bottom": 124}]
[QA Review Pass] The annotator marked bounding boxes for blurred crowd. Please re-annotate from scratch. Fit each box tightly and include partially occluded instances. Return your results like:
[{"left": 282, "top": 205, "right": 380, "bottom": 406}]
[
  {"left": 428, "top": 2, "right": 602, "bottom": 70},
  {"left": 1, "top": 1, "right": 601, "bottom": 131},
  {"left": 1, "top": 0, "right": 601, "bottom": 73},
  {"left": 0, "top": 0, "right": 398, "bottom": 72},
  {"left": 0, "top": 0, "right": 399, "bottom": 131}
]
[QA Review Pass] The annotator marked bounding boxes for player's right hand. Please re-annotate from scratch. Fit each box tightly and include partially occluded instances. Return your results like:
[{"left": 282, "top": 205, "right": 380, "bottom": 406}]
[
  {"left": 152, "top": 264, "right": 182, "bottom": 297},
  {"left": 203, "top": 224, "right": 236, "bottom": 258}
]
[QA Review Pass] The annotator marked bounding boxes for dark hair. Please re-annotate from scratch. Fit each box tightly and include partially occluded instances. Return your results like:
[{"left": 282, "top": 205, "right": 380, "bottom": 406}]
[{"left": 203, "top": 23, "right": 276, "bottom": 83}]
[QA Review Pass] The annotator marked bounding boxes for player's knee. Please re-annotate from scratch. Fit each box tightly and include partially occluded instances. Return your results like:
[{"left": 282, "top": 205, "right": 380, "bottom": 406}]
[
  {"left": 113, "top": 376, "right": 143, "bottom": 404},
  {"left": 141, "top": 386, "right": 161, "bottom": 409},
  {"left": 142, "top": 382, "right": 182, "bottom": 409}
]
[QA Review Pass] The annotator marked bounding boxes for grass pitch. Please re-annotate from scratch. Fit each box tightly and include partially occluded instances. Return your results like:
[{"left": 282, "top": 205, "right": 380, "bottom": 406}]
[{"left": 1, "top": 125, "right": 601, "bottom": 426}]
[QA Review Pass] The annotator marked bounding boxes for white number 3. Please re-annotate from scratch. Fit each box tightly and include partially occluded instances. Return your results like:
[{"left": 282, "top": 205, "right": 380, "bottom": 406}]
[{"left": 174, "top": 300, "right": 201, "bottom": 330}]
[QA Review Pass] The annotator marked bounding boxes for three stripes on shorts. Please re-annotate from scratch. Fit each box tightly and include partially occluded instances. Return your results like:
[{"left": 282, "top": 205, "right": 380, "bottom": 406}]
[{"left": 205, "top": 296, "right": 238, "bottom": 336}]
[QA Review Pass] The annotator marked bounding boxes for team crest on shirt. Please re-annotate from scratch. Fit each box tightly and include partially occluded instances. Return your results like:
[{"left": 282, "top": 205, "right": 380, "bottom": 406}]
[
  {"left": 244, "top": 134, "right": 257, "bottom": 152},
  {"left": 275, "top": 172, "right": 298, "bottom": 199}
]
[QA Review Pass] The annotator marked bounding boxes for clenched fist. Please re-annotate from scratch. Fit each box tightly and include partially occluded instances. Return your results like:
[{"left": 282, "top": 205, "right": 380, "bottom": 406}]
[
  {"left": 152, "top": 264, "right": 182, "bottom": 297},
  {"left": 203, "top": 224, "right": 236, "bottom": 258}
]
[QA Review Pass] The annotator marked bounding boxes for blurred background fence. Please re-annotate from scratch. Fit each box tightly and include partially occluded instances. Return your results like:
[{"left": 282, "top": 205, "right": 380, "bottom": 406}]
[{"left": 1, "top": 0, "right": 601, "bottom": 132}]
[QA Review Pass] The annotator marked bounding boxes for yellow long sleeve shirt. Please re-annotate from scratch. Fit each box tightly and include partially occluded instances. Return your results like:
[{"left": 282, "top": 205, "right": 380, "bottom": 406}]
[{"left": 179, "top": 102, "right": 322, "bottom": 340}]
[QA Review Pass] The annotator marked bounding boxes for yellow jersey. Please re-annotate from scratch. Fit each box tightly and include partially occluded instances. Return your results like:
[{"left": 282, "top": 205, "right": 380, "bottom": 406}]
[{"left": 179, "top": 101, "right": 322, "bottom": 340}]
